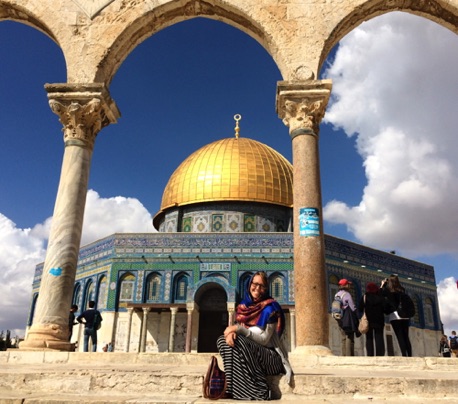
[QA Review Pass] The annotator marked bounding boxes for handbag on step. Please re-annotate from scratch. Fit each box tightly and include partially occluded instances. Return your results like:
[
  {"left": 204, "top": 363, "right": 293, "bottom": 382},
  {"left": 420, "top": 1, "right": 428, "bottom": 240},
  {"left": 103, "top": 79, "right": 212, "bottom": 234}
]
[
  {"left": 203, "top": 355, "right": 227, "bottom": 400},
  {"left": 358, "top": 295, "right": 369, "bottom": 334}
]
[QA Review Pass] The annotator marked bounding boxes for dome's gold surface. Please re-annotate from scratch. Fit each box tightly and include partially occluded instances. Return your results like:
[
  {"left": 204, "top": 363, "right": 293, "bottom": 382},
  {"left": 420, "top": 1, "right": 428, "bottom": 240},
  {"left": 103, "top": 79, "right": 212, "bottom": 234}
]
[{"left": 159, "top": 137, "right": 293, "bottom": 211}]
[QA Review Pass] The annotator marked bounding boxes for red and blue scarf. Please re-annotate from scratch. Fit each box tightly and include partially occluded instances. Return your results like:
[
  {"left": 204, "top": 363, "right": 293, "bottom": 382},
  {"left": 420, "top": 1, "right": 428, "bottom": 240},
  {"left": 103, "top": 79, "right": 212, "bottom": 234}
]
[{"left": 236, "top": 277, "right": 285, "bottom": 337}]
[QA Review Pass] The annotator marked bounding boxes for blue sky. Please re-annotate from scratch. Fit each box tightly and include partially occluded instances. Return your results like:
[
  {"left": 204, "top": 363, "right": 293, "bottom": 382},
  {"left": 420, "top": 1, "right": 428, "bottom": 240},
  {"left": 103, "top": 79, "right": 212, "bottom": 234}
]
[{"left": 1, "top": 12, "right": 457, "bottom": 337}]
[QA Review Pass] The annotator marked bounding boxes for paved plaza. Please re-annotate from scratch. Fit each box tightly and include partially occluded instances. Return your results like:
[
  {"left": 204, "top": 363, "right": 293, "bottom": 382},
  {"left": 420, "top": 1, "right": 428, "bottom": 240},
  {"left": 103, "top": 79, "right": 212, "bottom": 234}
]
[{"left": 1, "top": 351, "right": 458, "bottom": 403}]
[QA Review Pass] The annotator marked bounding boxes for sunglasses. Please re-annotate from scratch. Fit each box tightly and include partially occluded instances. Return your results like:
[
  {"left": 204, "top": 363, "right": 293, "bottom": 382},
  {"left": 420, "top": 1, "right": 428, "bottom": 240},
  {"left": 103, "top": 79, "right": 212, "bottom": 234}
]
[{"left": 251, "top": 282, "right": 267, "bottom": 291}]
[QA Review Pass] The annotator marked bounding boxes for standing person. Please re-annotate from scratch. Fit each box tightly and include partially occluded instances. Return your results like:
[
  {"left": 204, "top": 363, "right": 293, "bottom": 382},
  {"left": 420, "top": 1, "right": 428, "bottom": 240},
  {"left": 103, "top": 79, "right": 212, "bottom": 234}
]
[
  {"left": 217, "top": 271, "right": 292, "bottom": 400},
  {"left": 449, "top": 331, "right": 458, "bottom": 358},
  {"left": 335, "top": 279, "right": 358, "bottom": 356},
  {"left": 68, "top": 304, "right": 78, "bottom": 341},
  {"left": 77, "top": 300, "right": 102, "bottom": 352},
  {"left": 359, "top": 282, "right": 389, "bottom": 356},
  {"left": 439, "top": 334, "right": 451, "bottom": 357},
  {"left": 381, "top": 275, "right": 412, "bottom": 357}
]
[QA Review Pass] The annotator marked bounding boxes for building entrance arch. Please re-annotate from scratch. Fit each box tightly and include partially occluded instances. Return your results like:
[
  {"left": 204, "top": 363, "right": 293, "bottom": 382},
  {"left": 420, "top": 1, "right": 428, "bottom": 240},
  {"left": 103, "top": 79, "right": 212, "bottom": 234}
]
[{"left": 196, "top": 283, "right": 228, "bottom": 352}]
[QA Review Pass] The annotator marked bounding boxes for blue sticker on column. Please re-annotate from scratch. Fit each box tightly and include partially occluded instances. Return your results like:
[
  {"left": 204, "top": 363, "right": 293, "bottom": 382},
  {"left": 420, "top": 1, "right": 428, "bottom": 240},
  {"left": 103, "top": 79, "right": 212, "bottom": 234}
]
[
  {"left": 299, "top": 208, "right": 320, "bottom": 237},
  {"left": 49, "top": 267, "right": 62, "bottom": 276}
]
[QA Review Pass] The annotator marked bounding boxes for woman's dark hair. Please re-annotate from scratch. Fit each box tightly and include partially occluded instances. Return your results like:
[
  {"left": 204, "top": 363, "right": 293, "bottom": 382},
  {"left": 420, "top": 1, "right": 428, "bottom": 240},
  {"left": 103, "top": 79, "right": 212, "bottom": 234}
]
[
  {"left": 365, "top": 282, "right": 379, "bottom": 294},
  {"left": 386, "top": 274, "right": 404, "bottom": 293}
]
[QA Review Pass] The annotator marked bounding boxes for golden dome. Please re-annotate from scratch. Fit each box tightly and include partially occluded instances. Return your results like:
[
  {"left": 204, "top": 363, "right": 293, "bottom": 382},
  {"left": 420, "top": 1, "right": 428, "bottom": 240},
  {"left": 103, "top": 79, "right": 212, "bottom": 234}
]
[{"left": 157, "top": 136, "right": 293, "bottom": 213}]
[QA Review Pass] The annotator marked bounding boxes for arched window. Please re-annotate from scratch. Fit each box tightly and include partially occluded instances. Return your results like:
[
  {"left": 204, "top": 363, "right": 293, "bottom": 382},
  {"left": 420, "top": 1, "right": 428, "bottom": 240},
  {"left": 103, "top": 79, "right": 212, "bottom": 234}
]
[
  {"left": 28, "top": 293, "right": 39, "bottom": 326},
  {"left": 146, "top": 273, "right": 161, "bottom": 302},
  {"left": 412, "top": 294, "right": 421, "bottom": 325},
  {"left": 97, "top": 276, "right": 107, "bottom": 308},
  {"left": 73, "top": 283, "right": 81, "bottom": 307},
  {"left": 82, "top": 280, "right": 93, "bottom": 310},
  {"left": 174, "top": 274, "right": 188, "bottom": 302},
  {"left": 269, "top": 274, "right": 284, "bottom": 302},
  {"left": 424, "top": 297, "right": 434, "bottom": 326},
  {"left": 329, "top": 274, "right": 340, "bottom": 305},
  {"left": 119, "top": 273, "right": 136, "bottom": 306}
]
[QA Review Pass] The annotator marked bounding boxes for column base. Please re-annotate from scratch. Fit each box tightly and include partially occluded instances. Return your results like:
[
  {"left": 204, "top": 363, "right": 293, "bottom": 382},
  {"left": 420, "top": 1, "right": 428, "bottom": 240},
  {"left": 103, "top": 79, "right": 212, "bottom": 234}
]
[
  {"left": 19, "top": 323, "right": 73, "bottom": 351},
  {"left": 291, "top": 345, "right": 333, "bottom": 357}
]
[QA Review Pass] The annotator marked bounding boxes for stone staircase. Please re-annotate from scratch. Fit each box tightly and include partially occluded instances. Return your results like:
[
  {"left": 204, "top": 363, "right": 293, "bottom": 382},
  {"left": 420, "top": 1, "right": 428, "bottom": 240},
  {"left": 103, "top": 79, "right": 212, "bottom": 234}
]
[{"left": 1, "top": 350, "right": 458, "bottom": 403}]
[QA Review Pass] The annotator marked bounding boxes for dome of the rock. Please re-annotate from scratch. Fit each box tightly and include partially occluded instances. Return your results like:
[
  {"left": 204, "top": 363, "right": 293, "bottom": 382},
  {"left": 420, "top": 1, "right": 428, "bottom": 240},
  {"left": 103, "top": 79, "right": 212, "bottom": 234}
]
[{"left": 153, "top": 133, "right": 293, "bottom": 232}]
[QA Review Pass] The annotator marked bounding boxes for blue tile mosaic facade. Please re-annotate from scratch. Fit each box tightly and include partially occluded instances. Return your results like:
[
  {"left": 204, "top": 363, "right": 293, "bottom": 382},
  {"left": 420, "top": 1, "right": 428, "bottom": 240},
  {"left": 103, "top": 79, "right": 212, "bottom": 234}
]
[{"left": 29, "top": 232, "right": 440, "bottom": 331}]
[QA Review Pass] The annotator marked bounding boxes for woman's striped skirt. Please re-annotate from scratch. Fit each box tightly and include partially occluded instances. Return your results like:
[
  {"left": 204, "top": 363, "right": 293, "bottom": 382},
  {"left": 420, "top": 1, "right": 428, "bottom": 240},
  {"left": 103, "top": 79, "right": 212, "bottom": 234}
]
[{"left": 216, "top": 334, "right": 285, "bottom": 400}]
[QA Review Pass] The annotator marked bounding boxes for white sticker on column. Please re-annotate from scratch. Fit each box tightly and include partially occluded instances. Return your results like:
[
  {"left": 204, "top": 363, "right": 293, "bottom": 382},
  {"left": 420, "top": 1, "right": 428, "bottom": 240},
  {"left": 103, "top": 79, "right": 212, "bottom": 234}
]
[{"left": 299, "top": 207, "right": 320, "bottom": 237}]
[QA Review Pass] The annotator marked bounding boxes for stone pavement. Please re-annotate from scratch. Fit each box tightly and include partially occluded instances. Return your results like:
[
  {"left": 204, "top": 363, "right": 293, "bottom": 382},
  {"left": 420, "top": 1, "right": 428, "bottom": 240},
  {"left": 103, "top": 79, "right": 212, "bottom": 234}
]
[{"left": 1, "top": 350, "right": 458, "bottom": 403}]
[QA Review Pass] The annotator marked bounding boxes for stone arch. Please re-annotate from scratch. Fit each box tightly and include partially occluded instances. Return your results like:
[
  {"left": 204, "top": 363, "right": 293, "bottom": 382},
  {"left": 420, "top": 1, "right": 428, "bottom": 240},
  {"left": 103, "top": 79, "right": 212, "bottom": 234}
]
[
  {"left": 0, "top": 2, "right": 59, "bottom": 43},
  {"left": 191, "top": 275, "right": 236, "bottom": 302},
  {"left": 2, "top": 1, "right": 458, "bottom": 87},
  {"left": 92, "top": 1, "right": 285, "bottom": 85},
  {"left": 194, "top": 281, "right": 228, "bottom": 352},
  {"left": 319, "top": 0, "right": 458, "bottom": 72}
]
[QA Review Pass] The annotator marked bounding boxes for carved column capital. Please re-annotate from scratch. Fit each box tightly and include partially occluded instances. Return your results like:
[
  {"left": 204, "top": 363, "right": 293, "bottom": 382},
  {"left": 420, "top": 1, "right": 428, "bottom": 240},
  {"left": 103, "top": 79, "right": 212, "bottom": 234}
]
[
  {"left": 45, "top": 83, "right": 120, "bottom": 149},
  {"left": 276, "top": 80, "right": 332, "bottom": 139}
]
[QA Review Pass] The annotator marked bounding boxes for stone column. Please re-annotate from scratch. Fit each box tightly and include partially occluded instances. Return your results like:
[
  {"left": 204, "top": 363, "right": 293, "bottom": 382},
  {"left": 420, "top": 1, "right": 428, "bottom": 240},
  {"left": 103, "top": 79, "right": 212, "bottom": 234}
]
[
  {"left": 227, "top": 302, "right": 236, "bottom": 325},
  {"left": 140, "top": 307, "right": 150, "bottom": 352},
  {"left": 185, "top": 303, "right": 194, "bottom": 353},
  {"left": 276, "top": 80, "right": 332, "bottom": 355},
  {"left": 168, "top": 307, "right": 178, "bottom": 352},
  {"left": 126, "top": 307, "right": 134, "bottom": 352},
  {"left": 20, "top": 84, "right": 119, "bottom": 351},
  {"left": 289, "top": 308, "right": 296, "bottom": 351}
]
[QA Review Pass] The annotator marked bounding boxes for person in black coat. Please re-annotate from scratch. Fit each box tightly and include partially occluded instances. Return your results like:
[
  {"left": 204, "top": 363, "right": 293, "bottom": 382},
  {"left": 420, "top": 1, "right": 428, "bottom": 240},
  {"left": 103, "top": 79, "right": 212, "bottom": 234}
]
[
  {"left": 359, "top": 282, "right": 390, "bottom": 356},
  {"left": 381, "top": 274, "right": 412, "bottom": 357}
]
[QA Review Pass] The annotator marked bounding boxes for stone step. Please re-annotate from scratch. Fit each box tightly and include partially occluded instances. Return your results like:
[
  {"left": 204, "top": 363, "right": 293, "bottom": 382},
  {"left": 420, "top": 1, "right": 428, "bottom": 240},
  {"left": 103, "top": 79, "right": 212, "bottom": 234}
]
[{"left": 1, "top": 351, "right": 458, "bottom": 403}]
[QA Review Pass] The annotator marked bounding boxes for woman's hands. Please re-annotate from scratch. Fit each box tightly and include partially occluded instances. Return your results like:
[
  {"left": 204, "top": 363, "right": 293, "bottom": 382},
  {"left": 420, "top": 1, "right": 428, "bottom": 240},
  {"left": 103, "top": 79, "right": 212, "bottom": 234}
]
[{"left": 224, "top": 325, "right": 238, "bottom": 347}]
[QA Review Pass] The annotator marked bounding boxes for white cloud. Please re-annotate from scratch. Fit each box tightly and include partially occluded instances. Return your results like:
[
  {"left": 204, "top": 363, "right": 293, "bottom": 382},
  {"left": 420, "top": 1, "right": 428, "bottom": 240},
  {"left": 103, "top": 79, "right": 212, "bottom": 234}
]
[
  {"left": 0, "top": 190, "right": 153, "bottom": 337},
  {"left": 81, "top": 189, "right": 154, "bottom": 246},
  {"left": 323, "top": 12, "right": 458, "bottom": 257},
  {"left": 0, "top": 214, "right": 47, "bottom": 337},
  {"left": 323, "top": 12, "right": 458, "bottom": 337},
  {"left": 437, "top": 277, "right": 458, "bottom": 335}
]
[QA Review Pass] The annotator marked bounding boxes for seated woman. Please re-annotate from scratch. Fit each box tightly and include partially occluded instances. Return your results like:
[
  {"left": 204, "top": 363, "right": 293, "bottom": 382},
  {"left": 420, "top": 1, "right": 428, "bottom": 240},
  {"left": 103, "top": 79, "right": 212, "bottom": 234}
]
[{"left": 217, "top": 271, "right": 292, "bottom": 400}]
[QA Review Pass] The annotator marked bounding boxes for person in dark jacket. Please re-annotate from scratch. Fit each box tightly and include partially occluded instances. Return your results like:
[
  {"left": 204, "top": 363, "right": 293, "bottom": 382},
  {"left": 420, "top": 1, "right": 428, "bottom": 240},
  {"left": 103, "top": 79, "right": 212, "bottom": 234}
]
[
  {"left": 359, "top": 282, "right": 390, "bottom": 356},
  {"left": 381, "top": 275, "right": 412, "bottom": 357},
  {"left": 68, "top": 304, "right": 78, "bottom": 341},
  {"left": 77, "top": 300, "right": 102, "bottom": 352}
]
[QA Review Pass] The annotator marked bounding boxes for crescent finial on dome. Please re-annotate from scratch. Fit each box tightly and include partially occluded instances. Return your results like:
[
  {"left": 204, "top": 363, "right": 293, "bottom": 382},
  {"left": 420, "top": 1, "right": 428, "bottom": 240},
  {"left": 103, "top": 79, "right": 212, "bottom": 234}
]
[{"left": 234, "top": 114, "right": 241, "bottom": 139}]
